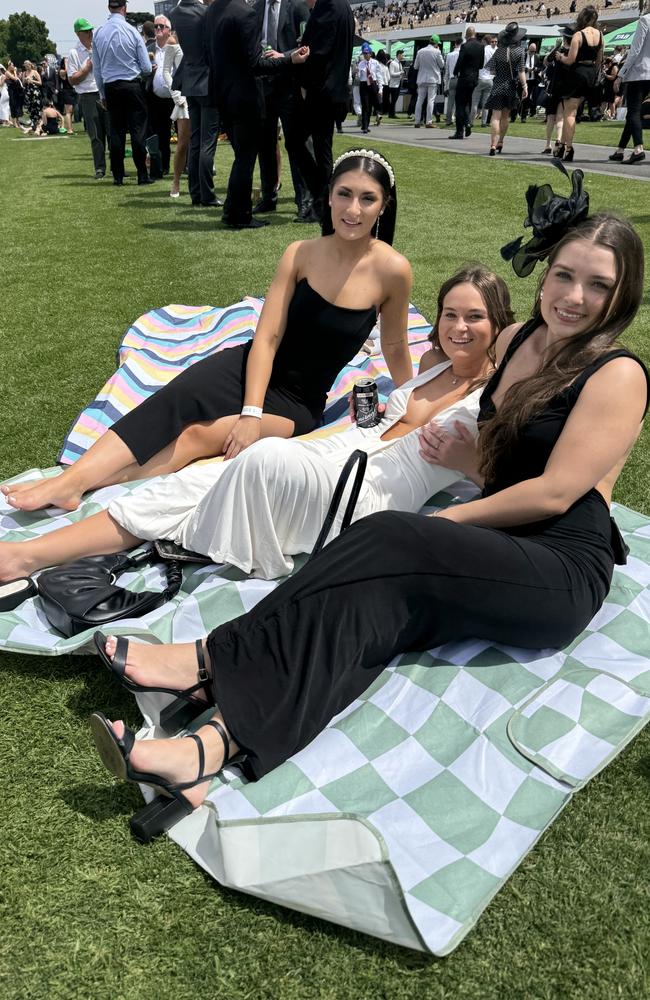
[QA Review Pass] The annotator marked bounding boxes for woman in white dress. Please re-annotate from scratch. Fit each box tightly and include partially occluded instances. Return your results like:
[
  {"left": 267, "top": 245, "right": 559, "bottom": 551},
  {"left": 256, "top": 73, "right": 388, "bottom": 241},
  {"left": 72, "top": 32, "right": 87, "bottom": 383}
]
[
  {"left": 163, "top": 33, "right": 190, "bottom": 198},
  {"left": 0, "top": 66, "right": 11, "bottom": 125},
  {"left": 0, "top": 266, "right": 514, "bottom": 582}
]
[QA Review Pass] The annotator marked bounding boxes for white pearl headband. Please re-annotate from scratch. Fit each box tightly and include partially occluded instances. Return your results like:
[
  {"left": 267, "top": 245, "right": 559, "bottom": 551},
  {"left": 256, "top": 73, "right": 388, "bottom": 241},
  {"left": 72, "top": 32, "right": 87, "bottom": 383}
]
[{"left": 331, "top": 149, "right": 396, "bottom": 189}]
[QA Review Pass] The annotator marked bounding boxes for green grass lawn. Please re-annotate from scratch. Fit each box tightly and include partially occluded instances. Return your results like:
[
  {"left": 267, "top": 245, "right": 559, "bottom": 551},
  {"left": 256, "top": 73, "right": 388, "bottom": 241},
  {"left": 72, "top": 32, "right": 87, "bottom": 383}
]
[{"left": 1, "top": 128, "right": 649, "bottom": 1000}]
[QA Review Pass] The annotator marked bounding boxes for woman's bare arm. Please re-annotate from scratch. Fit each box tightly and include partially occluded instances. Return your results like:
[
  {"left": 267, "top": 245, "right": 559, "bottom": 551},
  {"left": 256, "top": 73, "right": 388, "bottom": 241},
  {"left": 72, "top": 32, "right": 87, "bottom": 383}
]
[
  {"left": 378, "top": 255, "right": 414, "bottom": 387},
  {"left": 437, "top": 358, "right": 647, "bottom": 527}
]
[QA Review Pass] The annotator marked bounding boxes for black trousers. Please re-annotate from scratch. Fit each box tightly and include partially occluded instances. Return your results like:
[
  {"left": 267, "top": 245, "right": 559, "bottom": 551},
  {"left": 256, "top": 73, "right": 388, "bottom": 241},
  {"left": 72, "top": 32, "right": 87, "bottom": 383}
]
[
  {"left": 186, "top": 96, "right": 219, "bottom": 205},
  {"left": 388, "top": 85, "right": 400, "bottom": 116},
  {"left": 521, "top": 81, "right": 540, "bottom": 121},
  {"left": 79, "top": 91, "right": 110, "bottom": 174},
  {"left": 258, "top": 82, "right": 320, "bottom": 206},
  {"left": 220, "top": 109, "right": 260, "bottom": 226},
  {"left": 208, "top": 509, "right": 610, "bottom": 780},
  {"left": 454, "top": 76, "right": 477, "bottom": 136},
  {"left": 618, "top": 79, "right": 650, "bottom": 149},
  {"left": 146, "top": 93, "right": 174, "bottom": 174},
  {"left": 103, "top": 78, "right": 149, "bottom": 182},
  {"left": 359, "top": 81, "right": 380, "bottom": 132},
  {"left": 304, "top": 94, "right": 342, "bottom": 202}
]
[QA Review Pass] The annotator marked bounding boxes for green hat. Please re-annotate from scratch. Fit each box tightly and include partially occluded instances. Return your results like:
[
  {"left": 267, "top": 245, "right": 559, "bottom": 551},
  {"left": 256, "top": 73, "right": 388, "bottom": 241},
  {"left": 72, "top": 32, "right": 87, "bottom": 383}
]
[
  {"left": 430, "top": 34, "right": 441, "bottom": 44},
  {"left": 73, "top": 18, "right": 94, "bottom": 32}
]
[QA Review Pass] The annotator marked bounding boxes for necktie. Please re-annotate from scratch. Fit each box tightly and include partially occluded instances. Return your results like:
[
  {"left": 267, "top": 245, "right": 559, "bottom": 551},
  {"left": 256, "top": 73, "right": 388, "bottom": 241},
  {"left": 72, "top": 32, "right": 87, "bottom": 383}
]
[{"left": 267, "top": 0, "right": 279, "bottom": 51}]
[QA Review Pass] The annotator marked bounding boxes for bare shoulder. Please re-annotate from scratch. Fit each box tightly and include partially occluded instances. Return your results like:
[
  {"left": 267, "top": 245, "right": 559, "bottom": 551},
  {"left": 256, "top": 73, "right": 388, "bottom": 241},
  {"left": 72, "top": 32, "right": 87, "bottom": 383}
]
[
  {"left": 494, "top": 322, "right": 524, "bottom": 365},
  {"left": 585, "top": 355, "right": 648, "bottom": 409},
  {"left": 419, "top": 348, "right": 436, "bottom": 373},
  {"left": 373, "top": 243, "right": 413, "bottom": 296}
]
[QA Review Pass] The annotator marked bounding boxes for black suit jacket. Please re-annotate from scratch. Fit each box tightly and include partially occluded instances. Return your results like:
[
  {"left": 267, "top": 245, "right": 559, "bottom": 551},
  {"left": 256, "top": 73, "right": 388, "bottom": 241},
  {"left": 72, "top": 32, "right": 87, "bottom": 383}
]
[
  {"left": 454, "top": 38, "right": 485, "bottom": 83},
  {"left": 297, "top": 0, "right": 354, "bottom": 106},
  {"left": 170, "top": 0, "right": 210, "bottom": 98},
  {"left": 254, "top": 0, "right": 309, "bottom": 54},
  {"left": 204, "top": 0, "right": 295, "bottom": 116}
]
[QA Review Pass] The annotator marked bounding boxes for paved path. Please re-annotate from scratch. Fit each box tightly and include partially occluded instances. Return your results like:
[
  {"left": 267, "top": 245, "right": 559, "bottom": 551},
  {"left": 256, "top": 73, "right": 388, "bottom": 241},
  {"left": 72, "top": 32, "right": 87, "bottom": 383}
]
[{"left": 339, "top": 121, "right": 650, "bottom": 183}]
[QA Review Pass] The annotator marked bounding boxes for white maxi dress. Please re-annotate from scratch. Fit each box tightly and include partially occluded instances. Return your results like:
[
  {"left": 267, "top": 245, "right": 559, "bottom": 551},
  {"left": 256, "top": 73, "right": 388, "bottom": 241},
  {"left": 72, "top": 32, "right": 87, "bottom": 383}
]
[{"left": 108, "top": 360, "right": 482, "bottom": 579}]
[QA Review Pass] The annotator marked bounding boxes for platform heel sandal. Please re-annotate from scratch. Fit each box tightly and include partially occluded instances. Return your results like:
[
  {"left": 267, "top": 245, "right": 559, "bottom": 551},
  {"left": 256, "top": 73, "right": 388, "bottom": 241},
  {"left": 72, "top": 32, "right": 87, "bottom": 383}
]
[
  {"left": 94, "top": 631, "right": 213, "bottom": 731},
  {"left": 563, "top": 146, "right": 574, "bottom": 162},
  {"left": 90, "top": 712, "right": 233, "bottom": 843},
  {"left": 553, "top": 142, "right": 565, "bottom": 160}
]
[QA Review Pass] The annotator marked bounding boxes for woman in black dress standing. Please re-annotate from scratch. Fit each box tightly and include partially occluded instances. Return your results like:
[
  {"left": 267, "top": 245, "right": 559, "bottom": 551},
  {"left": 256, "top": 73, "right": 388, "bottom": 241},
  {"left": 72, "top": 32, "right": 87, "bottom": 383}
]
[
  {"left": 555, "top": 5, "right": 603, "bottom": 161},
  {"left": 89, "top": 190, "right": 649, "bottom": 838},
  {"left": 484, "top": 22, "right": 528, "bottom": 155},
  {"left": 4, "top": 151, "right": 413, "bottom": 513},
  {"left": 58, "top": 57, "right": 77, "bottom": 135},
  {"left": 21, "top": 61, "right": 42, "bottom": 133}
]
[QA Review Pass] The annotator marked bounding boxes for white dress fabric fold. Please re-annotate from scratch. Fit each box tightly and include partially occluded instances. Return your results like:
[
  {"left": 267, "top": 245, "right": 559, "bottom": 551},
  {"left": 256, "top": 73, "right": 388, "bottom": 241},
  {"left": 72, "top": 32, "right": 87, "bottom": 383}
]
[{"left": 108, "top": 361, "right": 482, "bottom": 579}]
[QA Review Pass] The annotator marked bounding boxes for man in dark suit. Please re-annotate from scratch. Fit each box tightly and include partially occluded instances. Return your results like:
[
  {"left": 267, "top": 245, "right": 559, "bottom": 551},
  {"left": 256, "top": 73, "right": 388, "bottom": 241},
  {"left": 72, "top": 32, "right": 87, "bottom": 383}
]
[
  {"left": 520, "top": 42, "right": 542, "bottom": 123},
  {"left": 296, "top": 0, "right": 354, "bottom": 204},
  {"left": 205, "top": 0, "right": 309, "bottom": 229},
  {"left": 253, "top": 0, "right": 321, "bottom": 219},
  {"left": 451, "top": 26, "right": 485, "bottom": 139},
  {"left": 170, "top": 0, "right": 221, "bottom": 207}
]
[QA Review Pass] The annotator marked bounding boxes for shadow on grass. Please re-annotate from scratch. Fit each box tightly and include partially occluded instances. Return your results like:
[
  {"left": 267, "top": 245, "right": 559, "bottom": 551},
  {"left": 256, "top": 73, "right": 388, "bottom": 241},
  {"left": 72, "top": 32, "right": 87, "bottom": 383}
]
[
  {"left": 634, "top": 754, "right": 650, "bottom": 784},
  {"left": 60, "top": 780, "right": 142, "bottom": 819}
]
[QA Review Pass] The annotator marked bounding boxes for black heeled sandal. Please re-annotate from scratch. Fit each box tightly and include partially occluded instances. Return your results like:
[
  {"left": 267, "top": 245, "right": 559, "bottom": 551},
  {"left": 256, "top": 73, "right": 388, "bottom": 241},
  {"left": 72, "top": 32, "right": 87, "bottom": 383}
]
[
  {"left": 554, "top": 142, "right": 565, "bottom": 160},
  {"left": 94, "top": 630, "right": 213, "bottom": 732},
  {"left": 90, "top": 712, "right": 236, "bottom": 842},
  {"left": 563, "top": 146, "right": 574, "bottom": 162}
]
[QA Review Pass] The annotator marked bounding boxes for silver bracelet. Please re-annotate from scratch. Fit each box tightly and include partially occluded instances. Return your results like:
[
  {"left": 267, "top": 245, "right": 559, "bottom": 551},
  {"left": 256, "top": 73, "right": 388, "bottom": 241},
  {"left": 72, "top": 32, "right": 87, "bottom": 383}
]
[{"left": 241, "top": 405, "right": 263, "bottom": 419}]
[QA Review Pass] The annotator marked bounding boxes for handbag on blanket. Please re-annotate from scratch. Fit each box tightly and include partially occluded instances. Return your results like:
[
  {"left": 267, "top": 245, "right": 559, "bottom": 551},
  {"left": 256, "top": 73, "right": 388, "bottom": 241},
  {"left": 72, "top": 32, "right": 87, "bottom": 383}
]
[
  {"left": 309, "top": 449, "right": 367, "bottom": 560},
  {"left": 36, "top": 547, "right": 183, "bottom": 637}
]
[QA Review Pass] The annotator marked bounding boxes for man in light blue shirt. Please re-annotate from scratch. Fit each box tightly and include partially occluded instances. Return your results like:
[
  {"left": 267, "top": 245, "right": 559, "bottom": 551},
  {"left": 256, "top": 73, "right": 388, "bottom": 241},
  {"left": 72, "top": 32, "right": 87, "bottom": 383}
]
[{"left": 92, "top": 0, "right": 154, "bottom": 185}]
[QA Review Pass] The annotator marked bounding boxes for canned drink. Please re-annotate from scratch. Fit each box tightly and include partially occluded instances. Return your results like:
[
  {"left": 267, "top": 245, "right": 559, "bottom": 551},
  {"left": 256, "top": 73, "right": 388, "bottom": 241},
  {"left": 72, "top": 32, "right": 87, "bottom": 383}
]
[{"left": 353, "top": 379, "right": 379, "bottom": 428}]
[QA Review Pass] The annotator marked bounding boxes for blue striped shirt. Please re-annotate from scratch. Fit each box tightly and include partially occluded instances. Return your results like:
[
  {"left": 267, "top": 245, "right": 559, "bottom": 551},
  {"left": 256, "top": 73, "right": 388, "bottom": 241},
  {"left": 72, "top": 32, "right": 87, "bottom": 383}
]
[{"left": 92, "top": 13, "right": 152, "bottom": 98}]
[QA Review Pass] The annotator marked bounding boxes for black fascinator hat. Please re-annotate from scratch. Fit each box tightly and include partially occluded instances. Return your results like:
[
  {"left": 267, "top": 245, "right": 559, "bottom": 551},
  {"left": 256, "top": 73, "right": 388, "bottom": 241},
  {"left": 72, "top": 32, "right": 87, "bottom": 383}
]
[{"left": 501, "top": 161, "right": 589, "bottom": 278}]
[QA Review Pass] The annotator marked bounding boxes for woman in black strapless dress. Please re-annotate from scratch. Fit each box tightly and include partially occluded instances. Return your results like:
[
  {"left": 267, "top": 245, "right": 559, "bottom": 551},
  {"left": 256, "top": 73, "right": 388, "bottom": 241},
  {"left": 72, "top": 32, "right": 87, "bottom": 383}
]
[
  {"left": 89, "top": 207, "right": 648, "bottom": 831},
  {"left": 4, "top": 150, "right": 413, "bottom": 513}
]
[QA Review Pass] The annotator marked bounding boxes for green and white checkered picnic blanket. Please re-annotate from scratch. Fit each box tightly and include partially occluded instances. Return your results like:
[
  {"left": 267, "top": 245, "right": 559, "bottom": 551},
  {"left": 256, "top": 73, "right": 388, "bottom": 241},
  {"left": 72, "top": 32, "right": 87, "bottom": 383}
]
[{"left": 3, "top": 477, "right": 649, "bottom": 954}]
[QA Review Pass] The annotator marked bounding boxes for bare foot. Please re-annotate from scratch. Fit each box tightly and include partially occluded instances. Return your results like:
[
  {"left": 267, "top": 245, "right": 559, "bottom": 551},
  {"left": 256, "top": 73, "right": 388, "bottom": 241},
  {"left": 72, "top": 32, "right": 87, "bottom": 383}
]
[
  {"left": 1, "top": 475, "right": 83, "bottom": 512},
  {"left": 104, "top": 635, "right": 210, "bottom": 700},
  {"left": 0, "top": 541, "right": 40, "bottom": 582},
  {"left": 112, "top": 716, "right": 229, "bottom": 809}
]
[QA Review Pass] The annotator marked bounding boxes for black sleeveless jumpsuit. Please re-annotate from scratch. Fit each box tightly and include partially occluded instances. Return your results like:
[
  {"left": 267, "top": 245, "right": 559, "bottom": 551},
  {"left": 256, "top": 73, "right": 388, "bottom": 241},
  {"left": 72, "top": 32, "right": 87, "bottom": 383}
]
[
  {"left": 207, "top": 322, "right": 649, "bottom": 780},
  {"left": 111, "top": 278, "right": 377, "bottom": 465}
]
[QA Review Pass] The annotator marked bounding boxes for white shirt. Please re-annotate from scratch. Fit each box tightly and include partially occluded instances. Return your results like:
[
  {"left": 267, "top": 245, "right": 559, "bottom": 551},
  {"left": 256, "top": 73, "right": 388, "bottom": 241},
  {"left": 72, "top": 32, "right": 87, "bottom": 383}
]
[
  {"left": 152, "top": 42, "right": 172, "bottom": 98},
  {"left": 358, "top": 57, "right": 382, "bottom": 87},
  {"left": 444, "top": 48, "right": 460, "bottom": 87},
  {"left": 479, "top": 44, "right": 496, "bottom": 81},
  {"left": 67, "top": 41, "right": 98, "bottom": 94},
  {"left": 388, "top": 58, "right": 403, "bottom": 87}
]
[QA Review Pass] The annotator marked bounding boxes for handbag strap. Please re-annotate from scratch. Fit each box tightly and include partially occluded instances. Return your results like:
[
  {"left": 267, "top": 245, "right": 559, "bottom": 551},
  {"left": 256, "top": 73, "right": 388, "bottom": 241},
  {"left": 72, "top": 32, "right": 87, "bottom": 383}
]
[
  {"left": 116, "top": 544, "right": 183, "bottom": 600},
  {"left": 309, "top": 449, "right": 368, "bottom": 561}
]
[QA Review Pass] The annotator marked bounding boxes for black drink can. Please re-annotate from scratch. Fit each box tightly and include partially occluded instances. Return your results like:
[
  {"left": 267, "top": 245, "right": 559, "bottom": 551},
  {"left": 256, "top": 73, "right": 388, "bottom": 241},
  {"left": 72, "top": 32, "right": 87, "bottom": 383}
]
[{"left": 353, "top": 378, "right": 379, "bottom": 428}]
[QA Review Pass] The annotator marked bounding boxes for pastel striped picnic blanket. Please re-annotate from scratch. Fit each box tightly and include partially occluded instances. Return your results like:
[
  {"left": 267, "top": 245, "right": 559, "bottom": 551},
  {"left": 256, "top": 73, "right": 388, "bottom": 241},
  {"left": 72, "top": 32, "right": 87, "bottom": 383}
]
[
  {"left": 59, "top": 298, "right": 432, "bottom": 464},
  {"left": 2, "top": 301, "right": 649, "bottom": 955}
]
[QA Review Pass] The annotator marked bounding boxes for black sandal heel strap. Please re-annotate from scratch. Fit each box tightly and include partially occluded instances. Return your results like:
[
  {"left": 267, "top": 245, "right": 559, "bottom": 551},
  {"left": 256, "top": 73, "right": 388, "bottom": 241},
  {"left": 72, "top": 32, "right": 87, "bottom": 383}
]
[
  {"left": 205, "top": 718, "right": 231, "bottom": 765},
  {"left": 196, "top": 639, "right": 209, "bottom": 683}
]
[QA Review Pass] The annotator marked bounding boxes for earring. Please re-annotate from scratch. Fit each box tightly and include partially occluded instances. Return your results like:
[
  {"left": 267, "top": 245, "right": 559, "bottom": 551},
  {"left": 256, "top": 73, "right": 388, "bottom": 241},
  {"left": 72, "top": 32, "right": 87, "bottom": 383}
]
[
  {"left": 540, "top": 289, "right": 544, "bottom": 299},
  {"left": 374, "top": 216, "right": 381, "bottom": 239}
]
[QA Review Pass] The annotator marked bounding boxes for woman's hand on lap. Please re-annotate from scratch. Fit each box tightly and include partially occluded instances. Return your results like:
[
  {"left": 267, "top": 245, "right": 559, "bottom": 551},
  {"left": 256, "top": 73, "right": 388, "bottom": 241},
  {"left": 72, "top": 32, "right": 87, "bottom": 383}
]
[{"left": 223, "top": 417, "right": 261, "bottom": 460}]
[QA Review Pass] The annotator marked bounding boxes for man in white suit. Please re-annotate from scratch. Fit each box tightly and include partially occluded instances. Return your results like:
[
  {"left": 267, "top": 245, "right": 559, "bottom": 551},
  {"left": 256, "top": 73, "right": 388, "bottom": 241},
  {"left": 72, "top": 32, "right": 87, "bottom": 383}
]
[{"left": 413, "top": 34, "right": 445, "bottom": 127}]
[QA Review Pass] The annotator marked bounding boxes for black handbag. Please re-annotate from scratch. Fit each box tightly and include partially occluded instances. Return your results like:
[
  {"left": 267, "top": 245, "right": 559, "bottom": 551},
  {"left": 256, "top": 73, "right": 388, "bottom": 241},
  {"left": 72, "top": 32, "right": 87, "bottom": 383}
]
[
  {"left": 36, "top": 546, "right": 182, "bottom": 638},
  {"left": 309, "top": 449, "right": 367, "bottom": 560}
]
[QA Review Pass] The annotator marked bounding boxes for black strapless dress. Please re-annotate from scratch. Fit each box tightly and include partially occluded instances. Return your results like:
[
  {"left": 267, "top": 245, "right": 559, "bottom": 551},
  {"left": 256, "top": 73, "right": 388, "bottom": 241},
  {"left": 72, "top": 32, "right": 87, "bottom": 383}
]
[{"left": 113, "top": 278, "right": 377, "bottom": 465}]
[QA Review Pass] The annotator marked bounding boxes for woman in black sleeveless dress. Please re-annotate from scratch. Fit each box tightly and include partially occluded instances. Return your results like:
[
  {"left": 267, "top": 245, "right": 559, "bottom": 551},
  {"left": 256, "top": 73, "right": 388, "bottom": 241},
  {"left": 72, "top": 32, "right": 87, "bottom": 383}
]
[
  {"left": 90, "top": 207, "right": 648, "bottom": 831},
  {"left": 3, "top": 151, "right": 413, "bottom": 513},
  {"left": 555, "top": 5, "right": 603, "bottom": 161}
]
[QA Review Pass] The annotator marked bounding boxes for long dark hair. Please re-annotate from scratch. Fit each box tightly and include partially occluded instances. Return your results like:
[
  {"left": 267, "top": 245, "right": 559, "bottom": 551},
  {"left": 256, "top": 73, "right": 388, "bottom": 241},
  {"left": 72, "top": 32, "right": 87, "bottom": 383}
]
[
  {"left": 576, "top": 5, "right": 599, "bottom": 28},
  {"left": 321, "top": 151, "right": 397, "bottom": 245},
  {"left": 479, "top": 213, "right": 644, "bottom": 483}
]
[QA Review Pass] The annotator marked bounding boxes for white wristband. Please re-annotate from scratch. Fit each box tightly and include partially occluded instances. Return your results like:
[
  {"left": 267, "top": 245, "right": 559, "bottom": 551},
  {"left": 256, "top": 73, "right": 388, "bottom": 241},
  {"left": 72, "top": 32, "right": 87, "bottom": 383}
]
[{"left": 241, "top": 406, "right": 263, "bottom": 419}]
